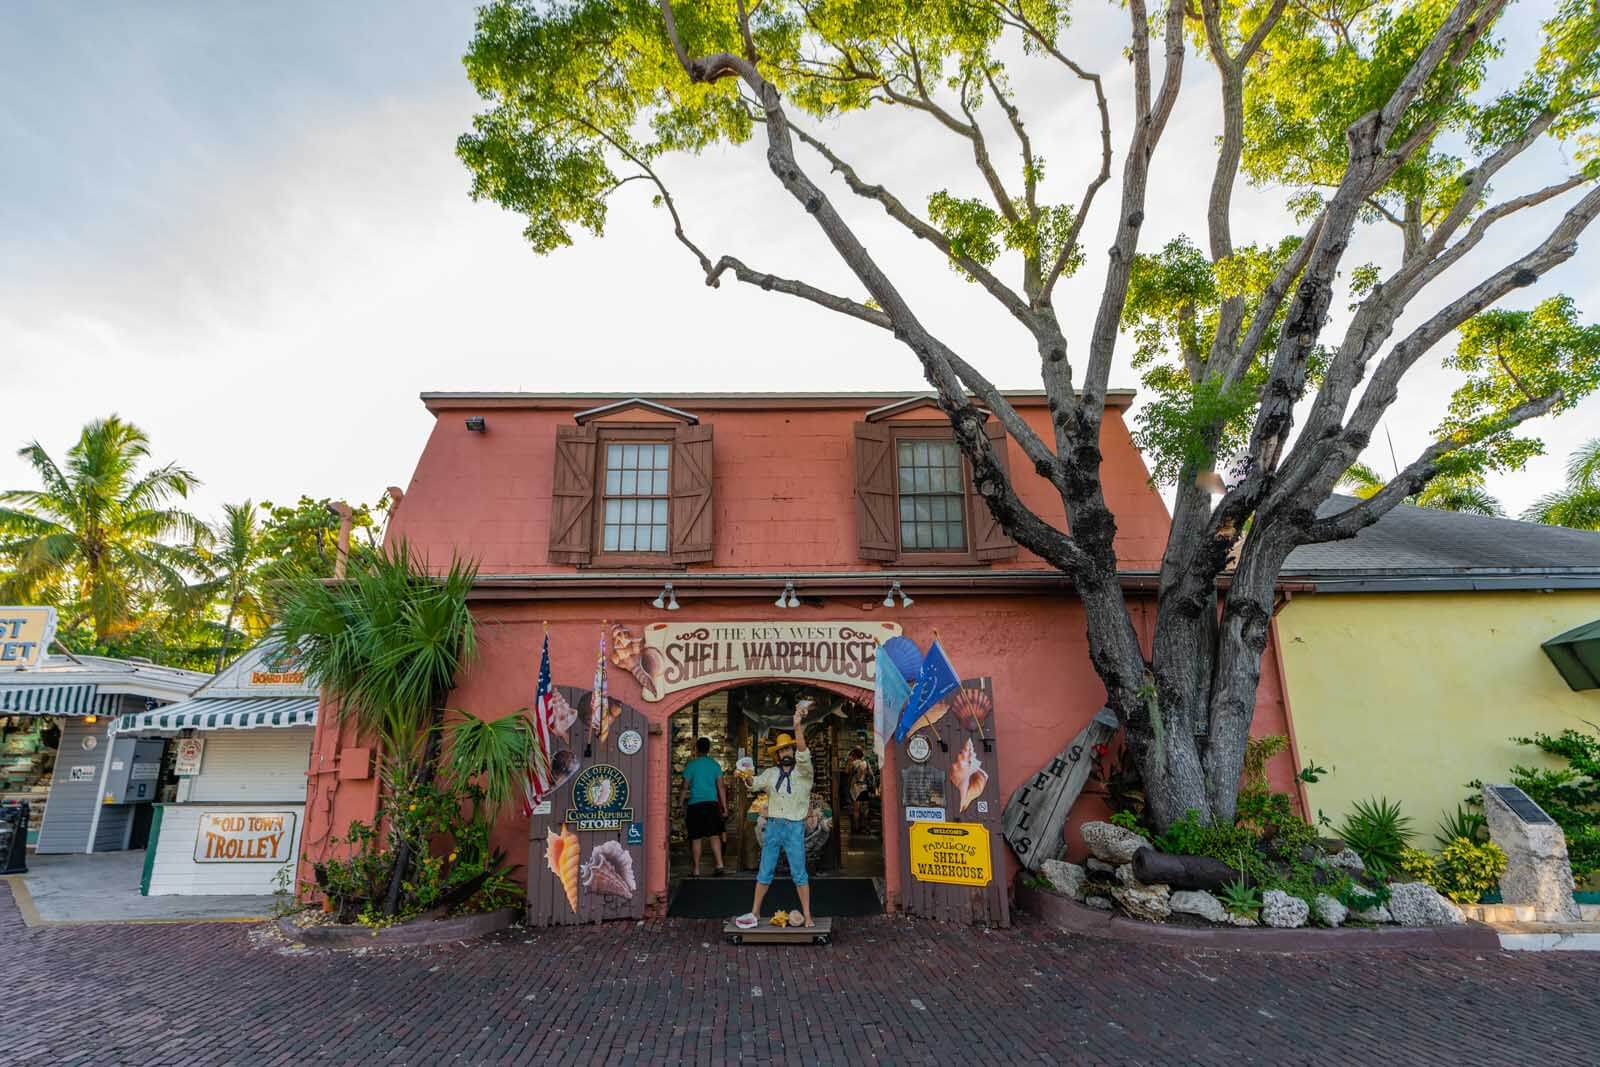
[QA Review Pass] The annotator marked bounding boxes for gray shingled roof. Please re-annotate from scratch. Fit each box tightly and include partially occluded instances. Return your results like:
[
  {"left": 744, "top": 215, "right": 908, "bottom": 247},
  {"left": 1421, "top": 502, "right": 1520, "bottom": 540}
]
[{"left": 1282, "top": 495, "right": 1600, "bottom": 591}]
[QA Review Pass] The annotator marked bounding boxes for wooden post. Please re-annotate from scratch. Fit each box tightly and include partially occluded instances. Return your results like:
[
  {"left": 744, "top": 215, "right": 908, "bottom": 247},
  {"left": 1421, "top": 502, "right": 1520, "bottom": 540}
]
[{"left": 329, "top": 501, "right": 354, "bottom": 579}]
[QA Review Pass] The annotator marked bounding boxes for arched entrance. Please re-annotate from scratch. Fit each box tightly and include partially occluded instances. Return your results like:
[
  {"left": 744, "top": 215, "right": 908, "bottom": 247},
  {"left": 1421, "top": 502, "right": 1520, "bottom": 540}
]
[{"left": 664, "top": 680, "right": 884, "bottom": 918}]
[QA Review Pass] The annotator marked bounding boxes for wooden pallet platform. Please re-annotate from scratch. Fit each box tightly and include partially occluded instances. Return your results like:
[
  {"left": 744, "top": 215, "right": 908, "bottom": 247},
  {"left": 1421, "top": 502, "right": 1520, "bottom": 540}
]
[{"left": 724, "top": 916, "right": 833, "bottom": 945}]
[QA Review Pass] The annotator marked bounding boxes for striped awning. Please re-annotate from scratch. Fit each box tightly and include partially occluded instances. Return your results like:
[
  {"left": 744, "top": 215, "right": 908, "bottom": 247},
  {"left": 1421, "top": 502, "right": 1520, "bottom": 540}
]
[
  {"left": 112, "top": 696, "right": 319, "bottom": 735},
  {"left": 0, "top": 683, "right": 122, "bottom": 716}
]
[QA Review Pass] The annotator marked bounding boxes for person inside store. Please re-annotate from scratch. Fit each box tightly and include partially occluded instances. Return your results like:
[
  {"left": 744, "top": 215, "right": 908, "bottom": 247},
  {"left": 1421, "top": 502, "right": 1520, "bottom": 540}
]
[
  {"left": 735, "top": 697, "right": 816, "bottom": 929},
  {"left": 682, "top": 736, "right": 727, "bottom": 876},
  {"left": 847, "top": 747, "right": 874, "bottom": 833}
]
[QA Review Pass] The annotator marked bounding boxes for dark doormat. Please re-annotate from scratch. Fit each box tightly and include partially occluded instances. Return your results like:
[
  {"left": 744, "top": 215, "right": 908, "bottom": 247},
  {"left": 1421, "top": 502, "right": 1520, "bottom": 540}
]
[{"left": 668, "top": 877, "right": 882, "bottom": 918}]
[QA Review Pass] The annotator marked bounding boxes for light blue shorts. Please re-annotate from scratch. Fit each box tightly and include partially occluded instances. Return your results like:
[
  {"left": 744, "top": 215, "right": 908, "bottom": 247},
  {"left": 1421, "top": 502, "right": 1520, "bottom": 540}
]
[{"left": 756, "top": 817, "right": 808, "bottom": 886}]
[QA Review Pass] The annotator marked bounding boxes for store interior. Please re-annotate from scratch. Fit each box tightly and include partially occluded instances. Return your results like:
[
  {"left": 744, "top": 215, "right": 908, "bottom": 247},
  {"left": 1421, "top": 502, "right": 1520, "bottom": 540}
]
[{"left": 665, "top": 683, "right": 884, "bottom": 917}]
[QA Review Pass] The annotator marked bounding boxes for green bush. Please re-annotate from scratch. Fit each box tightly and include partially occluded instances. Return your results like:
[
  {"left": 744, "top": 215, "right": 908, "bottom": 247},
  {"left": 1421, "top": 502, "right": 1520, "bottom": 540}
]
[
  {"left": 1435, "top": 805, "right": 1488, "bottom": 849},
  {"left": 1396, "top": 846, "right": 1438, "bottom": 886},
  {"left": 1156, "top": 809, "right": 1258, "bottom": 864},
  {"left": 1338, "top": 797, "right": 1415, "bottom": 880},
  {"left": 1434, "top": 838, "right": 1509, "bottom": 905},
  {"left": 1108, "top": 810, "right": 1143, "bottom": 833}
]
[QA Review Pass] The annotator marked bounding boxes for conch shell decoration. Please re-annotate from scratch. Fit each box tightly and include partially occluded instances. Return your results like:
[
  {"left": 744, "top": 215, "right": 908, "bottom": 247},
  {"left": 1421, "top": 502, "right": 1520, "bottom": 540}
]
[
  {"left": 580, "top": 840, "right": 637, "bottom": 900},
  {"left": 546, "top": 823, "right": 580, "bottom": 913},
  {"left": 948, "top": 737, "right": 989, "bottom": 813},
  {"left": 949, "top": 686, "right": 993, "bottom": 735},
  {"left": 547, "top": 689, "right": 578, "bottom": 743},
  {"left": 609, "top": 623, "right": 661, "bottom": 698}
]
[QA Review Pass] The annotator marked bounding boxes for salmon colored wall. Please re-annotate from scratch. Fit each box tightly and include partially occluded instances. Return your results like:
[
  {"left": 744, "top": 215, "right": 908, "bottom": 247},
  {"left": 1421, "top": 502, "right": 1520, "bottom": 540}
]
[
  {"left": 386, "top": 400, "right": 1171, "bottom": 573},
  {"left": 298, "top": 394, "right": 1304, "bottom": 912},
  {"left": 299, "top": 593, "right": 1300, "bottom": 909}
]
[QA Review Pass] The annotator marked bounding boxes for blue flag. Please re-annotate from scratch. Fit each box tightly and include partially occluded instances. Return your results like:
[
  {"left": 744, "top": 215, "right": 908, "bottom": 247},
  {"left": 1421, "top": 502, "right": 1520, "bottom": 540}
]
[
  {"left": 873, "top": 644, "right": 912, "bottom": 762},
  {"left": 894, "top": 638, "right": 962, "bottom": 742}
]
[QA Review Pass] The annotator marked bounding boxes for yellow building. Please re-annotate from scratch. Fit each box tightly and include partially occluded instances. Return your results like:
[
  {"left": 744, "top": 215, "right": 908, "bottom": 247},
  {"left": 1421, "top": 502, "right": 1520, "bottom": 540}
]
[{"left": 1278, "top": 499, "right": 1600, "bottom": 842}]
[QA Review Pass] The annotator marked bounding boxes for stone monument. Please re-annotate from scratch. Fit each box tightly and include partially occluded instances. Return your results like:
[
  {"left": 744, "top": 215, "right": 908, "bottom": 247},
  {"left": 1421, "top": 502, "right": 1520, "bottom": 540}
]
[{"left": 1482, "top": 783, "right": 1580, "bottom": 922}]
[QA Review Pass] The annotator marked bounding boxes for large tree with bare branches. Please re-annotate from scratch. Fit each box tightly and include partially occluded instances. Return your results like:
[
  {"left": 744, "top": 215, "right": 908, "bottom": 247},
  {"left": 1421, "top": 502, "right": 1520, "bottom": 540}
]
[{"left": 458, "top": 0, "right": 1600, "bottom": 829}]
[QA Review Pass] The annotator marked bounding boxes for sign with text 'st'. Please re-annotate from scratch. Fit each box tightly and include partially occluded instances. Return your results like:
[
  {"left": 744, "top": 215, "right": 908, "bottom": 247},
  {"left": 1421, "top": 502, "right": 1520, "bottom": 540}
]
[{"left": 0, "top": 607, "right": 57, "bottom": 669}]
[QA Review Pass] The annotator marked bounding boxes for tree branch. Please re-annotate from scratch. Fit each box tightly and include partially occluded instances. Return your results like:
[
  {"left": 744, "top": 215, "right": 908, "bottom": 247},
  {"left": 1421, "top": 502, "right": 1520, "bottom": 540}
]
[
  {"left": 1305, "top": 391, "right": 1562, "bottom": 542},
  {"left": 705, "top": 255, "right": 891, "bottom": 329}
]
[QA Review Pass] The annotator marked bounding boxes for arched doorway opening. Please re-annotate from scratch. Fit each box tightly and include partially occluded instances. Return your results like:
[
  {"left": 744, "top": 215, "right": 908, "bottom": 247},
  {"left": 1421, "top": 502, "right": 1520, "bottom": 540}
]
[{"left": 665, "top": 681, "right": 884, "bottom": 917}]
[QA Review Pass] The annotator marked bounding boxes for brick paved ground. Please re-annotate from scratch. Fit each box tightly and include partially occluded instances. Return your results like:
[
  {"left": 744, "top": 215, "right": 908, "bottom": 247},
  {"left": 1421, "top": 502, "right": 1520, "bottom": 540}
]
[{"left": 4, "top": 885, "right": 1597, "bottom": 1066}]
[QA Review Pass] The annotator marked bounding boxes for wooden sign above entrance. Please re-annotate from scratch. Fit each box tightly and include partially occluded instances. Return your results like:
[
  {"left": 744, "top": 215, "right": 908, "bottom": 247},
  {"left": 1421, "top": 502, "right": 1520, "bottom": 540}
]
[{"left": 638, "top": 621, "right": 901, "bottom": 702}]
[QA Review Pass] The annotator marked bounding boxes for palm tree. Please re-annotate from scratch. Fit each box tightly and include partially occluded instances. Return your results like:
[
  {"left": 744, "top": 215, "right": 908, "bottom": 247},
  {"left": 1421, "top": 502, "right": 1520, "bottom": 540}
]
[
  {"left": 0, "top": 416, "right": 207, "bottom": 641},
  {"left": 1522, "top": 438, "right": 1600, "bottom": 530},
  {"left": 1338, "top": 463, "right": 1504, "bottom": 517},
  {"left": 270, "top": 542, "right": 478, "bottom": 914},
  {"left": 197, "top": 501, "right": 270, "bottom": 671}
]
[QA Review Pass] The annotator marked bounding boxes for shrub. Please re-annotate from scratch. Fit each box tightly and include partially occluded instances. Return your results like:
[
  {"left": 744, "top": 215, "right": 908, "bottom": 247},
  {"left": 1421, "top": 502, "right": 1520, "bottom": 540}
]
[
  {"left": 1434, "top": 838, "right": 1509, "bottom": 905},
  {"left": 1108, "top": 810, "right": 1143, "bottom": 833},
  {"left": 1338, "top": 797, "right": 1415, "bottom": 880},
  {"left": 1217, "top": 878, "right": 1262, "bottom": 918},
  {"left": 1435, "top": 805, "right": 1488, "bottom": 849},
  {"left": 1156, "top": 809, "right": 1258, "bottom": 863},
  {"left": 1396, "top": 846, "right": 1438, "bottom": 886}
]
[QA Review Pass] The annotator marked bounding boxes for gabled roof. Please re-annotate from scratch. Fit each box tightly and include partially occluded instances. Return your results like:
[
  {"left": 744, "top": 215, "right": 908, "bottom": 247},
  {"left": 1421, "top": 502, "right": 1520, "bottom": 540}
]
[
  {"left": 1283, "top": 495, "right": 1600, "bottom": 591},
  {"left": 572, "top": 397, "right": 700, "bottom": 425}
]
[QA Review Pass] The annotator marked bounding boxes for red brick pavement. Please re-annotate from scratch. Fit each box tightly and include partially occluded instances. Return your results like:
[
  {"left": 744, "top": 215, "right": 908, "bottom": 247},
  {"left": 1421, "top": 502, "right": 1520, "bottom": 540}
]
[{"left": 3, "top": 883, "right": 1597, "bottom": 1065}]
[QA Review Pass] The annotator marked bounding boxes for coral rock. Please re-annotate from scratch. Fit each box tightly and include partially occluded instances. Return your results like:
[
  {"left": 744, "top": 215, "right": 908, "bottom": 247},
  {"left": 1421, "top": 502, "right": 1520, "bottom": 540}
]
[
  {"left": 1083, "top": 894, "right": 1114, "bottom": 911},
  {"left": 1313, "top": 894, "right": 1348, "bottom": 928},
  {"left": 1353, "top": 904, "right": 1393, "bottom": 923},
  {"left": 1041, "top": 860, "right": 1086, "bottom": 900},
  {"left": 1110, "top": 883, "right": 1171, "bottom": 922},
  {"left": 1079, "top": 821, "right": 1152, "bottom": 865},
  {"left": 1321, "top": 848, "right": 1366, "bottom": 874},
  {"left": 1387, "top": 882, "right": 1465, "bottom": 926},
  {"left": 1261, "top": 890, "right": 1310, "bottom": 928},
  {"left": 1169, "top": 889, "right": 1230, "bottom": 924}
]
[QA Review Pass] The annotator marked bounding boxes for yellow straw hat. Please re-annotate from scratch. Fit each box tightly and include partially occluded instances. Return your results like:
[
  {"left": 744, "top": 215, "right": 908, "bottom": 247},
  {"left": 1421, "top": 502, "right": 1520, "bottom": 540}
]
[{"left": 766, "top": 732, "right": 798, "bottom": 755}]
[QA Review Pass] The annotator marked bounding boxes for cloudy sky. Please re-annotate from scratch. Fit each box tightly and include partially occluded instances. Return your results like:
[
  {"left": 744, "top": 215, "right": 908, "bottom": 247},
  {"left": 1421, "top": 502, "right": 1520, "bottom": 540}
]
[{"left": 3, "top": 1, "right": 1596, "bottom": 528}]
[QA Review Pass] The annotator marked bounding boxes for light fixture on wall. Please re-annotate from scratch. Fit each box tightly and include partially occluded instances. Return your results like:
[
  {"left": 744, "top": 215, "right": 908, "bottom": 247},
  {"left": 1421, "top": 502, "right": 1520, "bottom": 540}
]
[
  {"left": 651, "top": 582, "right": 680, "bottom": 611},
  {"left": 465, "top": 416, "right": 487, "bottom": 433},
  {"left": 883, "top": 581, "right": 913, "bottom": 608},
  {"left": 775, "top": 581, "right": 799, "bottom": 609}
]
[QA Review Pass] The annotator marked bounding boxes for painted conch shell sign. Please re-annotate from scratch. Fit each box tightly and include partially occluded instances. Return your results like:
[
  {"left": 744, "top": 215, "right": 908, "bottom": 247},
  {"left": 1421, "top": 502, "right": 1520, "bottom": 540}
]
[
  {"left": 949, "top": 737, "right": 989, "bottom": 813},
  {"left": 580, "top": 840, "right": 637, "bottom": 899},
  {"left": 548, "top": 690, "right": 578, "bottom": 743},
  {"left": 546, "top": 824, "right": 580, "bottom": 912},
  {"left": 609, "top": 623, "right": 660, "bottom": 698}
]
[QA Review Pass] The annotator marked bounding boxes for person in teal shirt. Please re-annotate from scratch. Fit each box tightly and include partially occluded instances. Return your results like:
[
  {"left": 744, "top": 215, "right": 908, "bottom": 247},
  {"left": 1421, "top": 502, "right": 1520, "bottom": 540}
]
[{"left": 682, "top": 737, "right": 727, "bottom": 876}]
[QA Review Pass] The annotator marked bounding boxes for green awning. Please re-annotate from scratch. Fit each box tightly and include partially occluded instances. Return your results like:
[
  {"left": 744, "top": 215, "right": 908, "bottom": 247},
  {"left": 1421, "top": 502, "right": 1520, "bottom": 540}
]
[{"left": 1543, "top": 618, "right": 1600, "bottom": 691}]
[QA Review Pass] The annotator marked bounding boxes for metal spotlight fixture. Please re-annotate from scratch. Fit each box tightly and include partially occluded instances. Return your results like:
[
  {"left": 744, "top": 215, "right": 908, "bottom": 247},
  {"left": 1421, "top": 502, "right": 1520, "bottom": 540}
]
[
  {"left": 883, "top": 582, "right": 899, "bottom": 608},
  {"left": 899, "top": 584, "right": 914, "bottom": 608},
  {"left": 651, "top": 582, "right": 679, "bottom": 611},
  {"left": 776, "top": 580, "right": 798, "bottom": 609},
  {"left": 464, "top": 416, "right": 487, "bottom": 433}
]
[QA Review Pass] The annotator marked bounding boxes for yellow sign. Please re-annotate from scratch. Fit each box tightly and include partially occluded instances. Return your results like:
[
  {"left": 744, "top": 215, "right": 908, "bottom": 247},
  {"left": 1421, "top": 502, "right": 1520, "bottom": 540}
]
[
  {"left": 639, "top": 621, "right": 901, "bottom": 703},
  {"left": 908, "top": 821, "right": 992, "bottom": 886},
  {"left": 0, "top": 607, "right": 58, "bottom": 669},
  {"left": 194, "top": 811, "right": 297, "bottom": 863}
]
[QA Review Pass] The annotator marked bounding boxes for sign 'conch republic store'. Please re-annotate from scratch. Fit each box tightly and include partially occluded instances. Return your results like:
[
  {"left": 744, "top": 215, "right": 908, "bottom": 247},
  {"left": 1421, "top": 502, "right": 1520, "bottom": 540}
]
[{"left": 639, "top": 621, "right": 901, "bottom": 701}]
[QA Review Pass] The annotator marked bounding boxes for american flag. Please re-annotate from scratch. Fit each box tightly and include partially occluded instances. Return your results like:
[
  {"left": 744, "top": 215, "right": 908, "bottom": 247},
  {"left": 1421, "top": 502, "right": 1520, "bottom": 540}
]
[{"left": 521, "top": 633, "right": 556, "bottom": 818}]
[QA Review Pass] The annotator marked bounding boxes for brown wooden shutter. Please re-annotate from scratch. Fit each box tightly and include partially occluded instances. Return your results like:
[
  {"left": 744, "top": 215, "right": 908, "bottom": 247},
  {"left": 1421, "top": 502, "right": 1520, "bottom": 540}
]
[
  {"left": 973, "top": 418, "right": 1019, "bottom": 561},
  {"left": 670, "top": 424, "right": 715, "bottom": 563},
  {"left": 548, "top": 425, "right": 597, "bottom": 564},
  {"left": 854, "top": 421, "right": 898, "bottom": 561}
]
